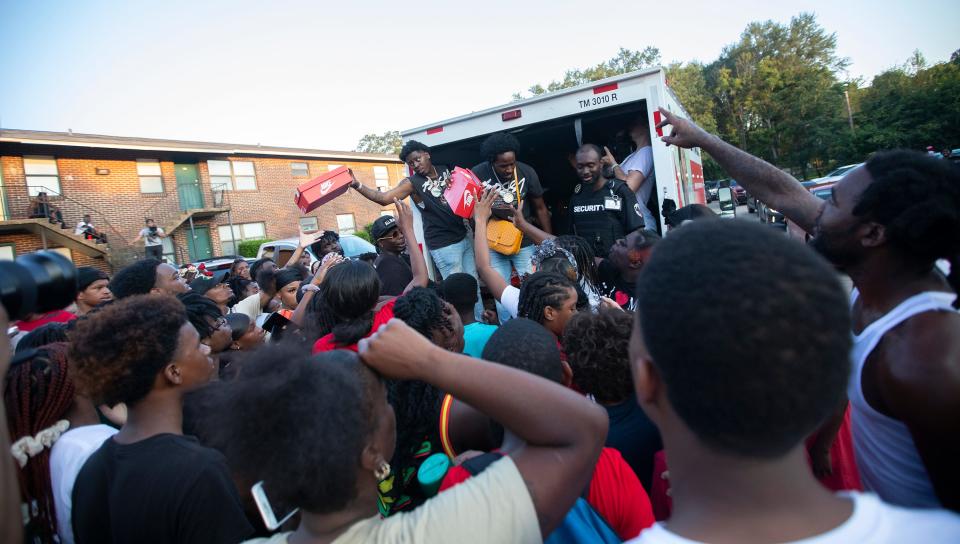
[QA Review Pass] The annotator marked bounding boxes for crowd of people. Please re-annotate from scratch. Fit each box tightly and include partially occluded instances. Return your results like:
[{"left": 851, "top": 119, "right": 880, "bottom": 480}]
[{"left": 2, "top": 108, "right": 960, "bottom": 543}]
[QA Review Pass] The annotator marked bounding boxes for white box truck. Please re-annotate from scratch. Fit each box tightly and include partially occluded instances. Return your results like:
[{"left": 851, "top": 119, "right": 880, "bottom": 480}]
[{"left": 401, "top": 66, "right": 705, "bottom": 274}]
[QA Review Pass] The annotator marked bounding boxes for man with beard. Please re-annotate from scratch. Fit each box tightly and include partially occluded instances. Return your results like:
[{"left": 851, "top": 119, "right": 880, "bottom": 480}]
[
  {"left": 569, "top": 144, "right": 646, "bottom": 259},
  {"left": 655, "top": 107, "right": 960, "bottom": 512}
]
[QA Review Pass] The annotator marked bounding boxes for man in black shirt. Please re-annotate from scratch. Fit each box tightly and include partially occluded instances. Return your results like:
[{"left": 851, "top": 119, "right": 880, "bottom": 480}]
[
  {"left": 472, "top": 132, "right": 552, "bottom": 323},
  {"left": 569, "top": 144, "right": 646, "bottom": 259},
  {"left": 597, "top": 229, "right": 661, "bottom": 312},
  {"left": 371, "top": 214, "right": 413, "bottom": 296},
  {"left": 350, "top": 140, "right": 481, "bottom": 317},
  {"left": 69, "top": 295, "right": 253, "bottom": 544}
]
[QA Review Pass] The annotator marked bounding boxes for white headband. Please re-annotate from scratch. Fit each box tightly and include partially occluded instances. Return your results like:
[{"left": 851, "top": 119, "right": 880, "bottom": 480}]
[{"left": 10, "top": 420, "right": 69, "bottom": 468}]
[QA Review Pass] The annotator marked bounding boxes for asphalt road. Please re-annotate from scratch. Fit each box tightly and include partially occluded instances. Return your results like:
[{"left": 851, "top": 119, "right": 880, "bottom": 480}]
[{"left": 706, "top": 201, "right": 760, "bottom": 222}]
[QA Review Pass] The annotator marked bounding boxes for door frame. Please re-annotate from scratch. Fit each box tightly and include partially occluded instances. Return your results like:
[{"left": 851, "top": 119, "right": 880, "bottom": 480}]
[
  {"left": 186, "top": 225, "right": 213, "bottom": 261},
  {"left": 175, "top": 163, "right": 205, "bottom": 211}
]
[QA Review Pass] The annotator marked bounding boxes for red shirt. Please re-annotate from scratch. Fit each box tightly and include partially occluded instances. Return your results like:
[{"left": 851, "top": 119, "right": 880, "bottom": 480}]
[
  {"left": 312, "top": 300, "right": 396, "bottom": 353},
  {"left": 440, "top": 447, "right": 654, "bottom": 540},
  {"left": 15, "top": 310, "right": 76, "bottom": 332}
]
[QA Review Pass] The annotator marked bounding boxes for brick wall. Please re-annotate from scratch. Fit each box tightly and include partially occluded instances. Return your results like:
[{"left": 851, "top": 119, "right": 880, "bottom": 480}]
[
  {"left": 0, "top": 231, "right": 110, "bottom": 272},
  {"left": 2, "top": 148, "right": 403, "bottom": 265}
]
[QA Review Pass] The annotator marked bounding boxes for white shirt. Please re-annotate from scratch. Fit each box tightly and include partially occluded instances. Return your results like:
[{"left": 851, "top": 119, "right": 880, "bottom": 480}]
[
  {"left": 628, "top": 492, "right": 960, "bottom": 544},
  {"left": 49, "top": 424, "right": 118, "bottom": 544},
  {"left": 500, "top": 285, "right": 520, "bottom": 319},
  {"left": 621, "top": 146, "right": 656, "bottom": 230},
  {"left": 139, "top": 227, "right": 164, "bottom": 246},
  {"left": 74, "top": 221, "right": 93, "bottom": 236}
]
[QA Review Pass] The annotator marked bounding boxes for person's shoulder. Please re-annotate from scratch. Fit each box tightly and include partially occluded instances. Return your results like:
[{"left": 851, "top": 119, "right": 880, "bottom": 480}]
[
  {"left": 471, "top": 162, "right": 492, "bottom": 177},
  {"left": 848, "top": 492, "right": 960, "bottom": 539},
  {"left": 880, "top": 306, "right": 960, "bottom": 394}
]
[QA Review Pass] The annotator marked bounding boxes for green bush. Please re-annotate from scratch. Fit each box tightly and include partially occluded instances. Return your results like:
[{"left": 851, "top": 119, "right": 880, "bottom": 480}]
[
  {"left": 237, "top": 238, "right": 272, "bottom": 258},
  {"left": 354, "top": 226, "right": 373, "bottom": 245}
]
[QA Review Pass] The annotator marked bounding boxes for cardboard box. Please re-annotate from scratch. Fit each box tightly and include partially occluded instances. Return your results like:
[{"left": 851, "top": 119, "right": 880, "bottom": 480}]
[
  {"left": 294, "top": 166, "right": 353, "bottom": 214},
  {"left": 444, "top": 167, "right": 482, "bottom": 219}
]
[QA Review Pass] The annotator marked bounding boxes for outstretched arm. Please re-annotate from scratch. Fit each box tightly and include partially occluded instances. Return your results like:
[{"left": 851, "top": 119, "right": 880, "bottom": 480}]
[
  {"left": 511, "top": 205, "right": 555, "bottom": 244},
  {"left": 351, "top": 169, "right": 414, "bottom": 206},
  {"left": 656, "top": 107, "right": 821, "bottom": 233},
  {"left": 359, "top": 320, "right": 607, "bottom": 537},
  {"left": 473, "top": 190, "right": 509, "bottom": 301},
  {"left": 395, "top": 199, "right": 428, "bottom": 293}
]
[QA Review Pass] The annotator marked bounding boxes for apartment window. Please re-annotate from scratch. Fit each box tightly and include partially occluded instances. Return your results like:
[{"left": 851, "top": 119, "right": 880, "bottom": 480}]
[
  {"left": 0, "top": 243, "right": 14, "bottom": 261},
  {"left": 380, "top": 210, "right": 396, "bottom": 218},
  {"left": 24, "top": 156, "right": 61, "bottom": 196},
  {"left": 218, "top": 221, "right": 267, "bottom": 255},
  {"left": 291, "top": 162, "right": 309, "bottom": 177},
  {"left": 137, "top": 159, "right": 163, "bottom": 193},
  {"left": 327, "top": 164, "right": 342, "bottom": 172},
  {"left": 374, "top": 166, "right": 389, "bottom": 191},
  {"left": 162, "top": 238, "right": 177, "bottom": 264},
  {"left": 335, "top": 214, "right": 356, "bottom": 235},
  {"left": 299, "top": 217, "right": 319, "bottom": 231},
  {"left": 208, "top": 160, "right": 257, "bottom": 191}
]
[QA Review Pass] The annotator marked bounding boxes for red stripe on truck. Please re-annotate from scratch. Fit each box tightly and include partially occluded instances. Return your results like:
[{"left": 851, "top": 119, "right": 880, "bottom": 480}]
[
  {"left": 593, "top": 83, "right": 618, "bottom": 94},
  {"left": 654, "top": 110, "right": 664, "bottom": 137},
  {"left": 426, "top": 126, "right": 443, "bottom": 135}
]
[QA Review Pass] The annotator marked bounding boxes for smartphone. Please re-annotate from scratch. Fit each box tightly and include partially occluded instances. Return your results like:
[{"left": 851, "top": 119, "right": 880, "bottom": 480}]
[{"left": 250, "top": 480, "right": 299, "bottom": 531}]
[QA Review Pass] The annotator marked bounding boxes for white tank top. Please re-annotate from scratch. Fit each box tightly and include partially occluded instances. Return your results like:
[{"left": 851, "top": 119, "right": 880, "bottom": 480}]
[{"left": 848, "top": 289, "right": 957, "bottom": 509}]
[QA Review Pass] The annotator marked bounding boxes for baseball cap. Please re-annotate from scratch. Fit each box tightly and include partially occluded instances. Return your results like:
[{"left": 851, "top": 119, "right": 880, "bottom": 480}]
[
  {"left": 190, "top": 270, "right": 229, "bottom": 296},
  {"left": 371, "top": 215, "right": 398, "bottom": 240}
]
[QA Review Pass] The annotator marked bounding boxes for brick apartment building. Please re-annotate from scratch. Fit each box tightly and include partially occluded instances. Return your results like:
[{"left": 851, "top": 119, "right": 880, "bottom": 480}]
[{"left": 0, "top": 129, "right": 404, "bottom": 272}]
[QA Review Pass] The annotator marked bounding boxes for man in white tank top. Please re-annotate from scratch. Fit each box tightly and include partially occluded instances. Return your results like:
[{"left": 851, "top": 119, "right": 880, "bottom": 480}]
[{"left": 655, "top": 107, "right": 960, "bottom": 512}]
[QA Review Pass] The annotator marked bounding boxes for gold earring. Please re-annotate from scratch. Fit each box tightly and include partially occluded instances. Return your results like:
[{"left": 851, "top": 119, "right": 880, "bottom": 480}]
[{"left": 374, "top": 461, "right": 391, "bottom": 481}]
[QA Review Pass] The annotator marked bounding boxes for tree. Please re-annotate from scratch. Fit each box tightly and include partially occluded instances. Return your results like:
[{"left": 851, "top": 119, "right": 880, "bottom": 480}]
[
  {"left": 356, "top": 131, "right": 402, "bottom": 155},
  {"left": 513, "top": 47, "right": 661, "bottom": 99}
]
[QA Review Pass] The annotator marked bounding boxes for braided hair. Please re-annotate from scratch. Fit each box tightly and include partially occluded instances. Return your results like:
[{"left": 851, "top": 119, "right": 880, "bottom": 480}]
[
  {"left": 556, "top": 235, "right": 601, "bottom": 288},
  {"left": 3, "top": 343, "right": 75, "bottom": 543},
  {"left": 393, "top": 287, "right": 454, "bottom": 341},
  {"left": 517, "top": 272, "right": 577, "bottom": 326}
]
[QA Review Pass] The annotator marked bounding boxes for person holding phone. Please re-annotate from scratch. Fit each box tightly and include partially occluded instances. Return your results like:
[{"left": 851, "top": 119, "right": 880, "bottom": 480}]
[{"left": 133, "top": 218, "right": 168, "bottom": 260}]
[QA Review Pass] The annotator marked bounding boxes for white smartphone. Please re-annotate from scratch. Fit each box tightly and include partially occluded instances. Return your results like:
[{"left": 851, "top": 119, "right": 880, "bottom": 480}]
[{"left": 250, "top": 480, "right": 299, "bottom": 531}]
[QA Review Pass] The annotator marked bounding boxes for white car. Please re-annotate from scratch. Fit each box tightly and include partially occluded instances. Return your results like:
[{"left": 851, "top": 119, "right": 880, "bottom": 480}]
[
  {"left": 256, "top": 234, "right": 375, "bottom": 267},
  {"left": 805, "top": 163, "right": 863, "bottom": 188}
]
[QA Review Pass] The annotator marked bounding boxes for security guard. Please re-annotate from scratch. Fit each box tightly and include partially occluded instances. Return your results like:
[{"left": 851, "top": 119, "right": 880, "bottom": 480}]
[{"left": 569, "top": 144, "right": 647, "bottom": 257}]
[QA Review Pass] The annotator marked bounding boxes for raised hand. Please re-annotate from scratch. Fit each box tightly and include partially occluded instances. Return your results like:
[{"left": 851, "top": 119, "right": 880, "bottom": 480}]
[
  {"left": 394, "top": 198, "right": 414, "bottom": 232},
  {"left": 358, "top": 318, "right": 437, "bottom": 380},
  {"left": 298, "top": 225, "right": 319, "bottom": 249},
  {"left": 474, "top": 189, "right": 497, "bottom": 224},
  {"left": 312, "top": 253, "right": 344, "bottom": 285},
  {"left": 601, "top": 146, "right": 617, "bottom": 167},
  {"left": 656, "top": 106, "right": 710, "bottom": 149}
]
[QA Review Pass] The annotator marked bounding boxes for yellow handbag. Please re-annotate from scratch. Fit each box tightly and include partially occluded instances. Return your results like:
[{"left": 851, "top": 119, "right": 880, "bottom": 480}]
[{"left": 486, "top": 170, "right": 524, "bottom": 256}]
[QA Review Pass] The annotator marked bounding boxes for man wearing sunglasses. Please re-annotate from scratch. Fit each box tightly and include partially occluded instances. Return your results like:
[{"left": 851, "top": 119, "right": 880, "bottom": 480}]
[{"left": 371, "top": 214, "right": 413, "bottom": 297}]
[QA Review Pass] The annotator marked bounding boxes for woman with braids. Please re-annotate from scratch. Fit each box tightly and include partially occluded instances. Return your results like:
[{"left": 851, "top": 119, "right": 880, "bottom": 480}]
[
  {"left": 311, "top": 200, "right": 429, "bottom": 353},
  {"left": 516, "top": 271, "right": 579, "bottom": 340},
  {"left": 69, "top": 294, "right": 252, "bottom": 543},
  {"left": 4, "top": 342, "right": 117, "bottom": 543},
  {"left": 196, "top": 318, "right": 606, "bottom": 544}
]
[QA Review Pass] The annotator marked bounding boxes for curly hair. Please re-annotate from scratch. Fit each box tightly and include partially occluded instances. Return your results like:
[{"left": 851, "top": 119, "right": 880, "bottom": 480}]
[
  {"left": 4, "top": 342, "right": 75, "bottom": 542},
  {"left": 249, "top": 258, "right": 274, "bottom": 283},
  {"left": 399, "top": 140, "right": 430, "bottom": 163},
  {"left": 108, "top": 259, "right": 160, "bottom": 299},
  {"left": 227, "top": 277, "right": 254, "bottom": 306},
  {"left": 192, "top": 345, "right": 379, "bottom": 514},
  {"left": 177, "top": 291, "right": 222, "bottom": 340},
  {"left": 857, "top": 150, "right": 960, "bottom": 268},
  {"left": 393, "top": 287, "right": 453, "bottom": 340},
  {"left": 482, "top": 318, "right": 562, "bottom": 383},
  {"left": 14, "top": 323, "right": 70, "bottom": 353},
  {"left": 563, "top": 310, "right": 635, "bottom": 404},
  {"left": 69, "top": 294, "right": 187, "bottom": 406},
  {"left": 480, "top": 132, "right": 521, "bottom": 163},
  {"left": 556, "top": 235, "right": 600, "bottom": 288},
  {"left": 308, "top": 231, "right": 341, "bottom": 260},
  {"left": 517, "top": 272, "right": 576, "bottom": 326},
  {"left": 439, "top": 273, "right": 478, "bottom": 316}
]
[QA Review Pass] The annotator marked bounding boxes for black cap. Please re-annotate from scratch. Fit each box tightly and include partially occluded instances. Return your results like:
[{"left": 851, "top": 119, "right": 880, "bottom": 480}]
[
  {"left": 190, "top": 270, "right": 229, "bottom": 296},
  {"left": 371, "top": 215, "right": 398, "bottom": 240}
]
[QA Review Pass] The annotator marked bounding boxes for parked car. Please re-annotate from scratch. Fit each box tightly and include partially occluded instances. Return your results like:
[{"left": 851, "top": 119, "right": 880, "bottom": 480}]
[
  {"left": 758, "top": 202, "right": 786, "bottom": 230},
  {"left": 805, "top": 163, "right": 863, "bottom": 188},
  {"left": 747, "top": 195, "right": 759, "bottom": 214},
  {"left": 704, "top": 180, "right": 720, "bottom": 202},
  {"left": 189, "top": 255, "right": 252, "bottom": 273},
  {"left": 256, "top": 234, "right": 376, "bottom": 267},
  {"left": 786, "top": 183, "right": 836, "bottom": 242},
  {"left": 729, "top": 180, "right": 748, "bottom": 205}
]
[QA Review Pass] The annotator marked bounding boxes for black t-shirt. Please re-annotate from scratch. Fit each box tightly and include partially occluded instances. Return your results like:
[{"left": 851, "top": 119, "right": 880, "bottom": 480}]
[
  {"left": 407, "top": 165, "right": 468, "bottom": 250},
  {"left": 597, "top": 259, "right": 637, "bottom": 312},
  {"left": 376, "top": 251, "right": 413, "bottom": 297},
  {"left": 569, "top": 179, "right": 645, "bottom": 258},
  {"left": 470, "top": 161, "right": 545, "bottom": 247},
  {"left": 604, "top": 395, "right": 662, "bottom": 493},
  {"left": 72, "top": 433, "right": 253, "bottom": 544}
]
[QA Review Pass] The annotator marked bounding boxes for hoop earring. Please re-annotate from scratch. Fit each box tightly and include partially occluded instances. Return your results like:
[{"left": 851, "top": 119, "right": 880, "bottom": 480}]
[{"left": 374, "top": 461, "right": 391, "bottom": 481}]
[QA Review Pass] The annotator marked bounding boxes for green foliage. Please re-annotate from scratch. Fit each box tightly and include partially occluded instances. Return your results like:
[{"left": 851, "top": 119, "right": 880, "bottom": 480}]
[
  {"left": 514, "top": 47, "right": 661, "bottom": 99},
  {"left": 356, "top": 131, "right": 403, "bottom": 155},
  {"left": 238, "top": 238, "right": 271, "bottom": 258},
  {"left": 354, "top": 225, "right": 374, "bottom": 244}
]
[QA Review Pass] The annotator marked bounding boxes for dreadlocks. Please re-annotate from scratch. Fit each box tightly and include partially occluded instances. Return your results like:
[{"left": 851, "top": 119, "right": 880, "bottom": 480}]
[
  {"left": 517, "top": 272, "right": 577, "bottom": 326},
  {"left": 3, "top": 342, "right": 74, "bottom": 543}
]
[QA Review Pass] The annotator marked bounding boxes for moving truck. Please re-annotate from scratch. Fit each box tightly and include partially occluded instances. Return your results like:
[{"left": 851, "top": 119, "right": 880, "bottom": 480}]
[{"left": 401, "top": 66, "right": 705, "bottom": 274}]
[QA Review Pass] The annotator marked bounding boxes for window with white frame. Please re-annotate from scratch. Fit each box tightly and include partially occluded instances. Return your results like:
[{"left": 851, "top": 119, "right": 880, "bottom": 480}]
[
  {"left": 137, "top": 159, "right": 163, "bottom": 193},
  {"left": 291, "top": 162, "right": 309, "bottom": 177},
  {"left": 162, "top": 238, "right": 177, "bottom": 264},
  {"left": 380, "top": 210, "right": 396, "bottom": 218},
  {"left": 0, "top": 243, "right": 14, "bottom": 261},
  {"left": 299, "top": 217, "right": 319, "bottom": 231},
  {"left": 335, "top": 214, "right": 356, "bottom": 235},
  {"left": 327, "top": 164, "right": 342, "bottom": 172},
  {"left": 218, "top": 222, "right": 266, "bottom": 255},
  {"left": 208, "top": 160, "right": 257, "bottom": 191},
  {"left": 24, "top": 156, "right": 61, "bottom": 196},
  {"left": 374, "top": 166, "right": 389, "bottom": 191}
]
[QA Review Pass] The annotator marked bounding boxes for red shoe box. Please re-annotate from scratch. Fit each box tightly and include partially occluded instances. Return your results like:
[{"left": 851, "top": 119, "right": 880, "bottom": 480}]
[
  {"left": 294, "top": 166, "right": 353, "bottom": 214},
  {"left": 444, "top": 167, "right": 482, "bottom": 219}
]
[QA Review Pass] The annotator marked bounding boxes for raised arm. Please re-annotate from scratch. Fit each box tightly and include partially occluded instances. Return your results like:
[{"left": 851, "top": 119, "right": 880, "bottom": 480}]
[
  {"left": 350, "top": 169, "right": 414, "bottom": 206},
  {"left": 359, "top": 320, "right": 607, "bottom": 537},
  {"left": 511, "top": 205, "right": 555, "bottom": 244},
  {"left": 472, "top": 190, "right": 509, "bottom": 300},
  {"left": 656, "top": 107, "right": 821, "bottom": 233},
  {"left": 290, "top": 254, "right": 344, "bottom": 326},
  {"left": 603, "top": 146, "right": 648, "bottom": 193},
  {"left": 395, "top": 198, "right": 428, "bottom": 293},
  {"left": 283, "top": 228, "right": 316, "bottom": 268}
]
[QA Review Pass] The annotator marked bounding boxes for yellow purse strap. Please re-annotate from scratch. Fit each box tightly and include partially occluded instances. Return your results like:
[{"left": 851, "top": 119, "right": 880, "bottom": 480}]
[{"left": 514, "top": 168, "right": 522, "bottom": 207}]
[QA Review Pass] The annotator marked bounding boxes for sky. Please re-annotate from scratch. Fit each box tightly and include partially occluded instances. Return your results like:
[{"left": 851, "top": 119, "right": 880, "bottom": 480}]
[{"left": 1, "top": 0, "right": 956, "bottom": 151}]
